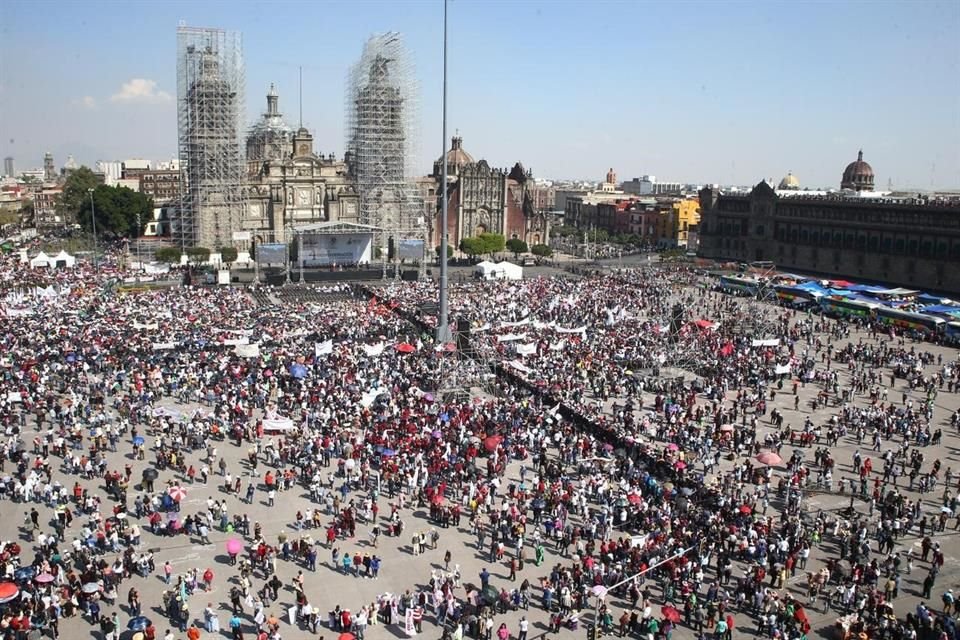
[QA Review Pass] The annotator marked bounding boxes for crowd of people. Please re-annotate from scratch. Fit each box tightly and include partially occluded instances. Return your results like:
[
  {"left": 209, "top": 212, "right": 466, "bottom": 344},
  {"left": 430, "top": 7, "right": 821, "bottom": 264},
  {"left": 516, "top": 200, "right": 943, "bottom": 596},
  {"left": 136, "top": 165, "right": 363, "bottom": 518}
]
[{"left": 0, "top": 246, "right": 958, "bottom": 640}]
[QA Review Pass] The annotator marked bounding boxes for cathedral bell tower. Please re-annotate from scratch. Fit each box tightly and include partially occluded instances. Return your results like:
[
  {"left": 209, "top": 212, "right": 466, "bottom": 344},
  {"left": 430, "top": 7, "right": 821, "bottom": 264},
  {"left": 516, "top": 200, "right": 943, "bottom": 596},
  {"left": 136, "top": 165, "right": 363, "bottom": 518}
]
[{"left": 293, "top": 127, "right": 314, "bottom": 158}]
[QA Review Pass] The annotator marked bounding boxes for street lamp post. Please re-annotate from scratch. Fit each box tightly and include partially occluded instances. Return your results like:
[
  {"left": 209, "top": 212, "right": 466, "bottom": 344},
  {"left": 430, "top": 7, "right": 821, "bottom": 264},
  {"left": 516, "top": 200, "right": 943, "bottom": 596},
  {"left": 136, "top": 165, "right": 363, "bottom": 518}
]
[
  {"left": 136, "top": 212, "right": 142, "bottom": 271},
  {"left": 87, "top": 188, "right": 99, "bottom": 273},
  {"left": 436, "top": 0, "right": 453, "bottom": 344}
]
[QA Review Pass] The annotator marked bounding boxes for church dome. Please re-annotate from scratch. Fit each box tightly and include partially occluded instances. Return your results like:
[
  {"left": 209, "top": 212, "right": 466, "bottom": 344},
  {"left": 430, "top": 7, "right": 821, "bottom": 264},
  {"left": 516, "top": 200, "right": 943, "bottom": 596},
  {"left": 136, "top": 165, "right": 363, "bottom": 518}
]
[
  {"left": 246, "top": 84, "right": 294, "bottom": 164},
  {"left": 433, "top": 135, "right": 474, "bottom": 176},
  {"left": 841, "top": 150, "right": 875, "bottom": 191},
  {"left": 778, "top": 172, "right": 799, "bottom": 190}
]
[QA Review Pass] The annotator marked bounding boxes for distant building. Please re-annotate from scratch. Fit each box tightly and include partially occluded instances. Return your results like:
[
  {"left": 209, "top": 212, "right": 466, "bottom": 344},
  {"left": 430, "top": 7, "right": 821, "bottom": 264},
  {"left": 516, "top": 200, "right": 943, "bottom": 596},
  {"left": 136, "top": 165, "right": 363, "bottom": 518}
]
[
  {"left": 841, "top": 150, "right": 875, "bottom": 191},
  {"left": 698, "top": 157, "right": 960, "bottom": 292},
  {"left": 622, "top": 175, "right": 682, "bottom": 196},
  {"left": 139, "top": 170, "right": 180, "bottom": 204},
  {"left": 3, "top": 157, "right": 13, "bottom": 178},
  {"left": 20, "top": 169, "right": 45, "bottom": 182},
  {"left": 672, "top": 199, "right": 701, "bottom": 247},
  {"left": 96, "top": 161, "right": 123, "bottom": 186},
  {"left": 121, "top": 159, "right": 152, "bottom": 180},
  {"left": 61, "top": 155, "right": 79, "bottom": 177},
  {"left": 778, "top": 172, "right": 800, "bottom": 190},
  {"left": 424, "top": 136, "right": 549, "bottom": 249},
  {"left": 116, "top": 178, "right": 141, "bottom": 192},
  {"left": 43, "top": 153, "right": 55, "bottom": 182},
  {"left": 33, "top": 185, "right": 63, "bottom": 228}
]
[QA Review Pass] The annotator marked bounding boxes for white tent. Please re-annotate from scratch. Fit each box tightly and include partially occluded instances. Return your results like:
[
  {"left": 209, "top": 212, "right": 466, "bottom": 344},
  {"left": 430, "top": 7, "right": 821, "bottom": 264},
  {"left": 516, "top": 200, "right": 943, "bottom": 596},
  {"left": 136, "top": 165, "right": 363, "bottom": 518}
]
[
  {"left": 494, "top": 261, "right": 523, "bottom": 280},
  {"left": 474, "top": 261, "right": 498, "bottom": 280},
  {"left": 29, "top": 251, "right": 52, "bottom": 269},
  {"left": 53, "top": 250, "right": 76, "bottom": 268}
]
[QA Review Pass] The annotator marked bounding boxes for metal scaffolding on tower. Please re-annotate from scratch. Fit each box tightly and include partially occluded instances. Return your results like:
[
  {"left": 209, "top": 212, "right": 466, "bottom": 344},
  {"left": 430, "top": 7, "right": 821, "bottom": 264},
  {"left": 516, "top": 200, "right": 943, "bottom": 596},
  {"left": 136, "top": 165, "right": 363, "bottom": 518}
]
[
  {"left": 176, "top": 25, "right": 246, "bottom": 251},
  {"left": 345, "top": 33, "right": 424, "bottom": 277}
]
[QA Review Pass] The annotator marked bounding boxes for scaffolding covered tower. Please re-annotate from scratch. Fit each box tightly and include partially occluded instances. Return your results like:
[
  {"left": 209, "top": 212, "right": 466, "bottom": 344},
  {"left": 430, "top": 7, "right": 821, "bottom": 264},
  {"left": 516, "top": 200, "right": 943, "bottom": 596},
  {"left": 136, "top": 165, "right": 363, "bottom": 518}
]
[
  {"left": 176, "top": 25, "right": 246, "bottom": 250},
  {"left": 346, "top": 33, "right": 425, "bottom": 269}
]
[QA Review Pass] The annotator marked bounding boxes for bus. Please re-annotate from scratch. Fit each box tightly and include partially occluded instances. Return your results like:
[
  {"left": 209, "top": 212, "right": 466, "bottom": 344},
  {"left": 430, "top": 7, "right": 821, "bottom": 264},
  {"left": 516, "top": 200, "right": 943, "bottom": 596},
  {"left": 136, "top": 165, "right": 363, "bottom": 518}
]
[
  {"left": 818, "top": 296, "right": 877, "bottom": 319},
  {"left": 719, "top": 275, "right": 760, "bottom": 297},
  {"left": 946, "top": 322, "right": 960, "bottom": 345},
  {"left": 774, "top": 285, "right": 820, "bottom": 308},
  {"left": 874, "top": 306, "right": 946, "bottom": 335}
]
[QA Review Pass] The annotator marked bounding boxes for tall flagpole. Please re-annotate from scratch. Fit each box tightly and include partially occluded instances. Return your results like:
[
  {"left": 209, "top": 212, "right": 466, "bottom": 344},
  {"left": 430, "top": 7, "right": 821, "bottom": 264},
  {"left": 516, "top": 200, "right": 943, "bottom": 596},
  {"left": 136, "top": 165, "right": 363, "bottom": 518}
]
[{"left": 436, "top": 0, "right": 452, "bottom": 344}]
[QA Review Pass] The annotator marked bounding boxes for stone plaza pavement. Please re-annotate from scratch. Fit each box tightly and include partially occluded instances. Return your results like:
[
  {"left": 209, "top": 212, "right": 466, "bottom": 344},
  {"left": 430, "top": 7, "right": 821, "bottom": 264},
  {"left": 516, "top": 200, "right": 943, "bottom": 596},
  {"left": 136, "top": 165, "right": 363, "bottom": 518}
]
[{"left": 2, "top": 316, "right": 959, "bottom": 640}]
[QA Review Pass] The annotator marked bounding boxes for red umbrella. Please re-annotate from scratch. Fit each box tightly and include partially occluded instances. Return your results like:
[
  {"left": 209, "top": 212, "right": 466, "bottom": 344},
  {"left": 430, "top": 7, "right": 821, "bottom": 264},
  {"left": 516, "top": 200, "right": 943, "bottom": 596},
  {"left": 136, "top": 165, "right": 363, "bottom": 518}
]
[
  {"left": 395, "top": 343, "right": 416, "bottom": 353},
  {"left": 339, "top": 634, "right": 356, "bottom": 640},
  {"left": 674, "top": 461, "right": 686, "bottom": 470},
  {"left": 0, "top": 582, "right": 18, "bottom": 604},
  {"left": 661, "top": 606, "right": 681, "bottom": 623},
  {"left": 755, "top": 451, "right": 783, "bottom": 466},
  {"left": 627, "top": 493, "right": 642, "bottom": 506},
  {"left": 168, "top": 486, "right": 187, "bottom": 501},
  {"left": 739, "top": 505, "right": 752, "bottom": 515},
  {"left": 483, "top": 435, "right": 503, "bottom": 453}
]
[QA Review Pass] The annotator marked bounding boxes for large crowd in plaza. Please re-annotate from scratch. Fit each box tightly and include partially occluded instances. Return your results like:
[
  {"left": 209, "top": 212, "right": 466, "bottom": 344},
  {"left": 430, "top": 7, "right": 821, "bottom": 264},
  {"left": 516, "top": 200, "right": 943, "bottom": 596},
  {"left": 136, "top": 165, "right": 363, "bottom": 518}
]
[{"left": 1, "top": 246, "right": 959, "bottom": 640}]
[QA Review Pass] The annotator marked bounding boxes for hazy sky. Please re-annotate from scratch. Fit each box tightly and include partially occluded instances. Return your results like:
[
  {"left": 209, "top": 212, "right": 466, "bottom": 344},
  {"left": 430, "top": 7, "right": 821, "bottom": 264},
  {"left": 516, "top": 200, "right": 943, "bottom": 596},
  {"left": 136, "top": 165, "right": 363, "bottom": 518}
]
[{"left": 1, "top": 0, "right": 958, "bottom": 189}]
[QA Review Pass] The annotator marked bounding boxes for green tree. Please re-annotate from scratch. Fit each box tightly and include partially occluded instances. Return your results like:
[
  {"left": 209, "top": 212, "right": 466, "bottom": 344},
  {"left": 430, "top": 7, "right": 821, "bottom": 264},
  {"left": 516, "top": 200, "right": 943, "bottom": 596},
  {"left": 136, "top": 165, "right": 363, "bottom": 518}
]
[
  {"left": 19, "top": 199, "right": 34, "bottom": 226},
  {"left": 505, "top": 238, "right": 528, "bottom": 258},
  {"left": 435, "top": 244, "right": 454, "bottom": 259},
  {"left": 185, "top": 246, "right": 211, "bottom": 264},
  {"left": 58, "top": 166, "right": 101, "bottom": 225},
  {"left": 460, "top": 237, "right": 484, "bottom": 258},
  {"left": 478, "top": 232, "right": 505, "bottom": 257},
  {"left": 531, "top": 244, "right": 553, "bottom": 258},
  {"left": 155, "top": 247, "right": 182, "bottom": 263},
  {"left": 78, "top": 185, "right": 152, "bottom": 238},
  {"left": 555, "top": 224, "right": 579, "bottom": 237},
  {"left": 219, "top": 247, "right": 238, "bottom": 264}
]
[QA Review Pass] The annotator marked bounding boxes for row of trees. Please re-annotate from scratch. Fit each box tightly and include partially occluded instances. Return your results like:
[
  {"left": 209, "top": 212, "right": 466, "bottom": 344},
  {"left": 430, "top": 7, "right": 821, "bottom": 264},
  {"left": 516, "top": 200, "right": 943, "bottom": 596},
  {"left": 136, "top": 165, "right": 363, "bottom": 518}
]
[
  {"left": 64, "top": 167, "right": 154, "bottom": 239},
  {"left": 455, "top": 233, "right": 551, "bottom": 259}
]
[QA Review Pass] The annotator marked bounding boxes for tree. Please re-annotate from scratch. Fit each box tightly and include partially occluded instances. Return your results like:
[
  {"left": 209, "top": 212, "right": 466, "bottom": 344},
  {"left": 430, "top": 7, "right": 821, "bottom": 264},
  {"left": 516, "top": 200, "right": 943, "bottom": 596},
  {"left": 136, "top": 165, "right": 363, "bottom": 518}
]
[
  {"left": 459, "top": 237, "right": 484, "bottom": 258},
  {"left": 435, "top": 244, "right": 453, "bottom": 259},
  {"left": 185, "top": 246, "right": 211, "bottom": 264},
  {"left": 505, "top": 238, "right": 528, "bottom": 258},
  {"left": 219, "top": 247, "right": 238, "bottom": 264},
  {"left": 155, "top": 247, "right": 182, "bottom": 263},
  {"left": 531, "top": 244, "right": 553, "bottom": 258},
  {"left": 58, "top": 166, "right": 101, "bottom": 225},
  {"left": 78, "top": 184, "right": 152, "bottom": 238},
  {"left": 478, "top": 232, "right": 505, "bottom": 257},
  {"left": 18, "top": 199, "right": 34, "bottom": 226}
]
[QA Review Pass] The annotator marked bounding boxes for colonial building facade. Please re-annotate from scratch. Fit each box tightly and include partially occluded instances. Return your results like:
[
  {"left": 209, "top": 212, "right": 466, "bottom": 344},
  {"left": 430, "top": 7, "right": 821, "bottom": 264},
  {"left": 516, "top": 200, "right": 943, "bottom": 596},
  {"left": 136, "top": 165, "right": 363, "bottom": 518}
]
[
  {"left": 426, "top": 136, "right": 550, "bottom": 249},
  {"left": 243, "top": 86, "right": 359, "bottom": 242},
  {"left": 698, "top": 180, "right": 960, "bottom": 293}
]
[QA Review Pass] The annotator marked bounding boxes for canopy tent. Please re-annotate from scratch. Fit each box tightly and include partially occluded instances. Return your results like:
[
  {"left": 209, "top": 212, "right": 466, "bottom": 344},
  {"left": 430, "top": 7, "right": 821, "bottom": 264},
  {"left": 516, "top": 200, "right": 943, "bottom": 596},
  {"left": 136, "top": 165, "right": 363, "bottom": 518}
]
[
  {"left": 476, "top": 260, "right": 522, "bottom": 280},
  {"left": 495, "top": 261, "right": 523, "bottom": 280},
  {"left": 52, "top": 250, "right": 76, "bottom": 268},
  {"left": 29, "top": 251, "right": 52, "bottom": 269}
]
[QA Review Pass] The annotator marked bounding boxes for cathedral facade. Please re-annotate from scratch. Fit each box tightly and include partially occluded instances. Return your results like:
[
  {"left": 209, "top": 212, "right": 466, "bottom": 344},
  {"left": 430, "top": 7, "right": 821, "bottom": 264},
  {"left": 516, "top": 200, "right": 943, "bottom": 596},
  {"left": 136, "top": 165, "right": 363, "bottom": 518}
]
[
  {"left": 428, "top": 136, "right": 550, "bottom": 250},
  {"left": 243, "top": 86, "right": 359, "bottom": 242}
]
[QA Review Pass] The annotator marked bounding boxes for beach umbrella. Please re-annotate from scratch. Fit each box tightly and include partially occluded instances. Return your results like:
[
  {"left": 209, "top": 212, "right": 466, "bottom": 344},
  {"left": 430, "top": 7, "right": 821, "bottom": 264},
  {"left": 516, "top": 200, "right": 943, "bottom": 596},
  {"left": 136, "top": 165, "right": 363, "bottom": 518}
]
[
  {"left": 13, "top": 567, "right": 35, "bottom": 582},
  {"left": 755, "top": 451, "right": 783, "bottom": 466},
  {"left": 128, "top": 617, "right": 152, "bottom": 631},
  {"left": 289, "top": 363, "right": 307, "bottom": 379},
  {"left": 395, "top": 343, "right": 416, "bottom": 354},
  {"left": 661, "top": 606, "right": 681, "bottom": 623},
  {"left": 142, "top": 468, "right": 159, "bottom": 481},
  {"left": 338, "top": 634, "right": 355, "bottom": 640},
  {"left": 34, "top": 573, "right": 55, "bottom": 584},
  {"left": 226, "top": 539, "right": 243, "bottom": 555},
  {"left": 666, "top": 443, "right": 679, "bottom": 452},
  {"left": 81, "top": 582, "right": 100, "bottom": 594},
  {"left": 0, "top": 583, "right": 18, "bottom": 603},
  {"left": 132, "top": 436, "right": 145, "bottom": 446},
  {"left": 168, "top": 486, "right": 187, "bottom": 501},
  {"left": 739, "top": 505, "right": 752, "bottom": 515},
  {"left": 627, "top": 494, "right": 642, "bottom": 506},
  {"left": 483, "top": 435, "right": 503, "bottom": 453},
  {"left": 591, "top": 585, "right": 608, "bottom": 598}
]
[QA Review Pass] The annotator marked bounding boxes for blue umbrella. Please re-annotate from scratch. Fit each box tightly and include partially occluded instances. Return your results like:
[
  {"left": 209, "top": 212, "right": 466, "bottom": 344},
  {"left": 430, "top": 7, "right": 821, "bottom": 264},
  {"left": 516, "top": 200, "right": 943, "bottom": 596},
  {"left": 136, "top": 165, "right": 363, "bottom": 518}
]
[
  {"left": 289, "top": 363, "right": 307, "bottom": 379},
  {"left": 128, "top": 616, "right": 152, "bottom": 631},
  {"left": 132, "top": 436, "right": 145, "bottom": 446},
  {"left": 14, "top": 566, "right": 35, "bottom": 582},
  {"left": 382, "top": 449, "right": 397, "bottom": 457}
]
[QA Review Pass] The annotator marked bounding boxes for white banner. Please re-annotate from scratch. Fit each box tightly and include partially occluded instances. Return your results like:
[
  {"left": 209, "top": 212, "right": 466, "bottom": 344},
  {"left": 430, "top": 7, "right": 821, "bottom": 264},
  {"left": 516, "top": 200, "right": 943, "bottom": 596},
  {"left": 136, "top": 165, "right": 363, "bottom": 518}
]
[
  {"left": 362, "top": 342, "right": 385, "bottom": 357},
  {"left": 752, "top": 339, "right": 780, "bottom": 347},
  {"left": 235, "top": 343, "right": 261, "bottom": 358},
  {"left": 360, "top": 389, "right": 381, "bottom": 408},
  {"left": 217, "top": 328, "right": 254, "bottom": 336},
  {"left": 507, "top": 360, "right": 534, "bottom": 374},
  {"left": 152, "top": 342, "right": 176, "bottom": 351},
  {"left": 7, "top": 391, "right": 22, "bottom": 403},
  {"left": 549, "top": 340, "right": 567, "bottom": 351},
  {"left": 500, "top": 318, "right": 531, "bottom": 328},
  {"left": 315, "top": 340, "right": 333, "bottom": 357},
  {"left": 133, "top": 321, "right": 159, "bottom": 330},
  {"left": 497, "top": 333, "right": 527, "bottom": 343},
  {"left": 774, "top": 364, "right": 791, "bottom": 375},
  {"left": 2, "top": 307, "right": 33, "bottom": 317},
  {"left": 262, "top": 417, "right": 295, "bottom": 432},
  {"left": 515, "top": 343, "right": 537, "bottom": 356},
  {"left": 555, "top": 325, "right": 587, "bottom": 336},
  {"left": 224, "top": 337, "right": 250, "bottom": 346}
]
